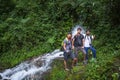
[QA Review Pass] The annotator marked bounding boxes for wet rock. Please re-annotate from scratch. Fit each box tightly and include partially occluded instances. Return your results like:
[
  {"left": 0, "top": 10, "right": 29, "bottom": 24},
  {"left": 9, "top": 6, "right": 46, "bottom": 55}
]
[
  {"left": 34, "top": 60, "right": 43, "bottom": 67},
  {"left": 0, "top": 74, "right": 2, "bottom": 79},
  {"left": 24, "top": 73, "right": 42, "bottom": 80},
  {"left": 3, "top": 79, "right": 11, "bottom": 80},
  {"left": 59, "top": 54, "right": 63, "bottom": 56},
  {"left": 2, "top": 77, "right": 11, "bottom": 80}
]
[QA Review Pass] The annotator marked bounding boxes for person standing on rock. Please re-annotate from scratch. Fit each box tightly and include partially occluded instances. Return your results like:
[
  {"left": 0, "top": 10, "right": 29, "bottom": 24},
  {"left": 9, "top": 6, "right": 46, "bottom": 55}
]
[
  {"left": 84, "top": 30, "right": 96, "bottom": 61},
  {"left": 72, "top": 28, "right": 87, "bottom": 65},
  {"left": 63, "top": 33, "right": 76, "bottom": 71}
]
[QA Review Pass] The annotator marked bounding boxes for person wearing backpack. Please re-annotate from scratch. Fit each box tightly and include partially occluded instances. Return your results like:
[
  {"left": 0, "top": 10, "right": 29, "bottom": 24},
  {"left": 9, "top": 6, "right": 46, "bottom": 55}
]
[
  {"left": 84, "top": 30, "right": 96, "bottom": 61},
  {"left": 72, "top": 28, "right": 87, "bottom": 65},
  {"left": 63, "top": 33, "right": 75, "bottom": 71}
]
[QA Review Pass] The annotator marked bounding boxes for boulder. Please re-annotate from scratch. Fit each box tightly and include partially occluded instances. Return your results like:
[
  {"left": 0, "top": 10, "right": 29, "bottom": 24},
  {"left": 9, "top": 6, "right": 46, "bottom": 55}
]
[{"left": 0, "top": 74, "right": 2, "bottom": 79}]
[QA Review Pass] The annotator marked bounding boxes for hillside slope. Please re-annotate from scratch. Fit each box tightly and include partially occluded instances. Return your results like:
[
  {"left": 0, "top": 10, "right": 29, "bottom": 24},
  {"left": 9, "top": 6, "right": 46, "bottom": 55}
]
[{"left": 0, "top": 0, "right": 120, "bottom": 79}]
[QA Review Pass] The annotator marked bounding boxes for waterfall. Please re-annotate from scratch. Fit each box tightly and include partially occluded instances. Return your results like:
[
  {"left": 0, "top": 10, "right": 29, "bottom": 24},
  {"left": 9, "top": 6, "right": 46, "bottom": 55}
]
[{"left": 0, "top": 26, "right": 85, "bottom": 80}]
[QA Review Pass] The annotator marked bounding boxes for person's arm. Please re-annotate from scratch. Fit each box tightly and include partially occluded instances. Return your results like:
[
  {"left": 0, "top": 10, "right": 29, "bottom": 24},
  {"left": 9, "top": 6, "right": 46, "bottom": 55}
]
[
  {"left": 92, "top": 35, "right": 95, "bottom": 40},
  {"left": 72, "top": 35, "right": 76, "bottom": 49},
  {"left": 82, "top": 39, "right": 85, "bottom": 48},
  {"left": 63, "top": 41, "right": 66, "bottom": 51},
  {"left": 72, "top": 39, "right": 75, "bottom": 49},
  {"left": 82, "top": 35, "right": 85, "bottom": 48}
]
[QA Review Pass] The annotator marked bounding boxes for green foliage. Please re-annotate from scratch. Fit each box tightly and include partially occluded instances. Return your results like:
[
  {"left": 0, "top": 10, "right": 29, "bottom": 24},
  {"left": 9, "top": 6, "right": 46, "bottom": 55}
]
[
  {"left": 0, "top": 0, "right": 120, "bottom": 79},
  {"left": 45, "top": 60, "right": 66, "bottom": 80},
  {"left": 112, "top": 73, "right": 119, "bottom": 80},
  {"left": 45, "top": 50, "right": 120, "bottom": 80}
]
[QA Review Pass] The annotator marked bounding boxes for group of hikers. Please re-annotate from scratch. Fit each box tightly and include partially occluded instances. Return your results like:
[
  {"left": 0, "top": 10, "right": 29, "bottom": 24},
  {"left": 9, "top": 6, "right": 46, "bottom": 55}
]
[{"left": 62, "top": 27, "right": 96, "bottom": 71}]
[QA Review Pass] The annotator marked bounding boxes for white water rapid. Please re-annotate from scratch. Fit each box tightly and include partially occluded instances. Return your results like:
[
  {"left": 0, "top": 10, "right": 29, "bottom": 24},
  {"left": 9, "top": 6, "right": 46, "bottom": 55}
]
[{"left": 0, "top": 25, "right": 85, "bottom": 80}]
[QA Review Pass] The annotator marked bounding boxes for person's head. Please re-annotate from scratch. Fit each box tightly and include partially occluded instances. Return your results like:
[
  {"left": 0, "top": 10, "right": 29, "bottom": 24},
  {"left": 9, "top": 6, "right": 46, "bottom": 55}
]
[
  {"left": 67, "top": 32, "right": 72, "bottom": 40},
  {"left": 86, "top": 30, "right": 90, "bottom": 35},
  {"left": 77, "top": 28, "right": 82, "bottom": 34}
]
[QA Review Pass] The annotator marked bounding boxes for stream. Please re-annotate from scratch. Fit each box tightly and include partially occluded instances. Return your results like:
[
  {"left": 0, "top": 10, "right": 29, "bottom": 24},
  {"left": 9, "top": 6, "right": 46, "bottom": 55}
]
[
  {"left": 0, "top": 26, "right": 85, "bottom": 80},
  {"left": 0, "top": 50, "right": 63, "bottom": 80}
]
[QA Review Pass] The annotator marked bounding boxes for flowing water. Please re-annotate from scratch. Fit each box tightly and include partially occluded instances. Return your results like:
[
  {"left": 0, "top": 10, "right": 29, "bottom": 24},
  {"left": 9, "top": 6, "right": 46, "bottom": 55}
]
[
  {"left": 0, "top": 50, "right": 64, "bottom": 80},
  {"left": 0, "top": 25, "right": 85, "bottom": 80}
]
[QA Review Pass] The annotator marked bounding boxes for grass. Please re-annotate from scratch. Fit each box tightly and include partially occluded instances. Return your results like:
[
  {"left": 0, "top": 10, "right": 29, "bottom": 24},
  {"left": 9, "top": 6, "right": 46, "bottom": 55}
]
[
  {"left": 44, "top": 48, "right": 120, "bottom": 80},
  {"left": 0, "top": 44, "right": 54, "bottom": 71},
  {"left": 0, "top": 40, "right": 120, "bottom": 80}
]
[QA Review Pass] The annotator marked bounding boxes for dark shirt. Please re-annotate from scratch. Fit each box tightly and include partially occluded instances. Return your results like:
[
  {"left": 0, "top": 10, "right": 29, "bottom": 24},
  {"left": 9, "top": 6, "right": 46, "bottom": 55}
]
[{"left": 73, "top": 34, "right": 84, "bottom": 47}]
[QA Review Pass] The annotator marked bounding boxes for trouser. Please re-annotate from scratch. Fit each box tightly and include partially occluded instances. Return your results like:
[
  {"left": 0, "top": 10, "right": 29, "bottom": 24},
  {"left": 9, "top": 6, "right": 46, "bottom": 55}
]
[
  {"left": 74, "top": 47, "right": 86, "bottom": 58},
  {"left": 63, "top": 51, "right": 75, "bottom": 61},
  {"left": 84, "top": 45, "right": 96, "bottom": 60}
]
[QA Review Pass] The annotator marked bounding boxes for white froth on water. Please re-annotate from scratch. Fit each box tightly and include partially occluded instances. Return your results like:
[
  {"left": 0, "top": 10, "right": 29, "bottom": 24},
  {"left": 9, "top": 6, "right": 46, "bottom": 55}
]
[{"left": 0, "top": 26, "right": 85, "bottom": 80}]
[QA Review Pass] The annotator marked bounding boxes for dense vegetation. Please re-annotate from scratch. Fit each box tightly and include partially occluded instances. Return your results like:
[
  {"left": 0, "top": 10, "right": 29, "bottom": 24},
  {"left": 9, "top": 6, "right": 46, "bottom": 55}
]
[{"left": 0, "top": 0, "right": 120, "bottom": 79}]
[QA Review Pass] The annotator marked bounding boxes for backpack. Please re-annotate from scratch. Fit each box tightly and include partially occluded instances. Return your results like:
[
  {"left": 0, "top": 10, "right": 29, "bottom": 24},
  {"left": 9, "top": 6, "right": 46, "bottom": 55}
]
[{"left": 60, "top": 38, "right": 68, "bottom": 51}]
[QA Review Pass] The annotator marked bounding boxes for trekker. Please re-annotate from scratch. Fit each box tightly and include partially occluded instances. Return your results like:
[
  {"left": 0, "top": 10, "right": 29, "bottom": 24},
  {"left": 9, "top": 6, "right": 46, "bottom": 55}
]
[
  {"left": 63, "top": 33, "right": 75, "bottom": 71},
  {"left": 72, "top": 28, "right": 87, "bottom": 65},
  {"left": 84, "top": 30, "right": 96, "bottom": 60}
]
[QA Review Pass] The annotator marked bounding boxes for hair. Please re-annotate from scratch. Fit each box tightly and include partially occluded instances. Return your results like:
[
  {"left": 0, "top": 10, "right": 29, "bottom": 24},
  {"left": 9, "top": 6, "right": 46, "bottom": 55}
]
[
  {"left": 67, "top": 32, "right": 72, "bottom": 35},
  {"left": 77, "top": 28, "right": 82, "bottom": 31},
  {"left": 86, "top": 29, "right": 90, "bottom": 32}
]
